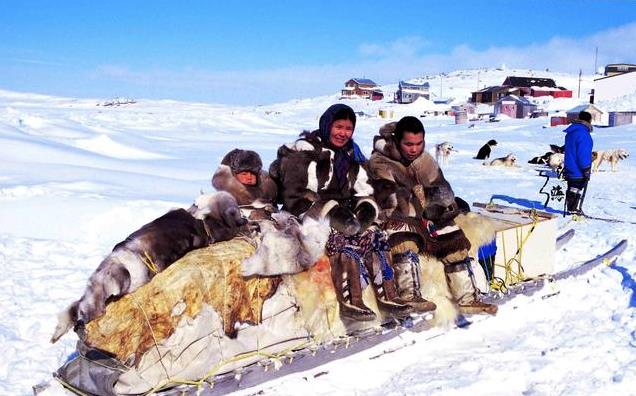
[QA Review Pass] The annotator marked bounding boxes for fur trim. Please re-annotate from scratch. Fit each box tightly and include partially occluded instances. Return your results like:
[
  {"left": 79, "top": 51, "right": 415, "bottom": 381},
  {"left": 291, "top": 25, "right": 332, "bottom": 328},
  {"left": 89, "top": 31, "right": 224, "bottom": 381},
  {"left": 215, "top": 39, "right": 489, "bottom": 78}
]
[
  {"left": 454, "top": 212, "right": 497, "bottom": 258},
  {"left": 212, "top": 164, "right": 277, "bottom": 207},
  {"left": 319, "top": 200, "right": 340, "bottom": 219}
]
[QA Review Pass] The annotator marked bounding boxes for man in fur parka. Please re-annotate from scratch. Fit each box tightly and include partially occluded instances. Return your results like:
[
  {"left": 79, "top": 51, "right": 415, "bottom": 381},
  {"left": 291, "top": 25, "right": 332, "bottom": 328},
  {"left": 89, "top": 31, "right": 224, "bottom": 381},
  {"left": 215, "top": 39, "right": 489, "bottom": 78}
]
[
  {"left": 368, "top": 116, "right": 497, "bottom": 315},
  {"left": 212, "top": 149, "right": 278, "bottom": 220},
  {"left": 269, "top": 104, "right": 412, "bottom": 321}
]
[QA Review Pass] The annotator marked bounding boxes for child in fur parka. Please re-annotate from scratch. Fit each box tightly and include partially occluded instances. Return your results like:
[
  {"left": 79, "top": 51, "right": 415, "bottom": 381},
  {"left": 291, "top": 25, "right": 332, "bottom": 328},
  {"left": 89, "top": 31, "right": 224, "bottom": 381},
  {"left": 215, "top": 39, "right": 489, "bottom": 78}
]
[{"left": 212, "top": 149, "right": 278, "bottom": 221}]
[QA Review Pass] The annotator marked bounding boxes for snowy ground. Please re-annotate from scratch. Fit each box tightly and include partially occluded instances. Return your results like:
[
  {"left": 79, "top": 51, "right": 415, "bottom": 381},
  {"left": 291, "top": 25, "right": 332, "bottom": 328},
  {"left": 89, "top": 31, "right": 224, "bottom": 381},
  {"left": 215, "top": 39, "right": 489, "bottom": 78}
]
[{"left": 0, "top": 70, "right": 634, "bottom": 396}]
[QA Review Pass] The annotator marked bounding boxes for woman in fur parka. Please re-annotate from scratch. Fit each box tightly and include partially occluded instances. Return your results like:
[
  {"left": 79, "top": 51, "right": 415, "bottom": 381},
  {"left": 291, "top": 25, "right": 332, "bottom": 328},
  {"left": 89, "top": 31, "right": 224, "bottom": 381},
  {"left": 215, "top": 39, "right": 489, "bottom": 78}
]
[
  {"left": 212, "top": 149, "right": 278, "bottom": 221},
  {"left": 269, "top": 104, "right": 412, "bottom": 321}
]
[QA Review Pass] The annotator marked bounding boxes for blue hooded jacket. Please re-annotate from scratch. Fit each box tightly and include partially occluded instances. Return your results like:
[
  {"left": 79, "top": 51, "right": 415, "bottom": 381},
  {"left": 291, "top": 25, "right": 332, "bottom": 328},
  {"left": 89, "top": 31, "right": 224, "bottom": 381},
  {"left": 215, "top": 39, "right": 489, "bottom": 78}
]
[{"left": 563, "top": 120, "right": 593, "bottom": 179}]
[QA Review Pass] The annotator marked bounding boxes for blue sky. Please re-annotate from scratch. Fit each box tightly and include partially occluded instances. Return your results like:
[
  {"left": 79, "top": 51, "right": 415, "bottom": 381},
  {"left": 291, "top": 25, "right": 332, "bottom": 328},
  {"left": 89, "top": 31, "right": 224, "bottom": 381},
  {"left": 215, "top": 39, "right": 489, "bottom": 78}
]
[{"left": 1, "top": 0, "right": 635, "bottom": 104}]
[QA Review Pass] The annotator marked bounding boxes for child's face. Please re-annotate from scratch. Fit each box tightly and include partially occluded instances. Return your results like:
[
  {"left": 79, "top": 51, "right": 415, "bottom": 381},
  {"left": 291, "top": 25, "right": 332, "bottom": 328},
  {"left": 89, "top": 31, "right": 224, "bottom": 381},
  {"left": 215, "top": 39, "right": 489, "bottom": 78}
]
[{"left": 236, "top": 171, "right": 257, "bottom": 186}]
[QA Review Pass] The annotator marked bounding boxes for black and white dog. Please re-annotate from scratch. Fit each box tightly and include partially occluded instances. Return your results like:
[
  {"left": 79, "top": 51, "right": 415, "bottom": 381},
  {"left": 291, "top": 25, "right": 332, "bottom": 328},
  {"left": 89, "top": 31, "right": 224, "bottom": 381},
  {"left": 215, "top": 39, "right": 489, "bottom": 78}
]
[
  {"left": 51, "top": 191, "right": 246, "bottom": 343},
  {"left": 474, "top": 139, "right": 497, "bottom": 160}
]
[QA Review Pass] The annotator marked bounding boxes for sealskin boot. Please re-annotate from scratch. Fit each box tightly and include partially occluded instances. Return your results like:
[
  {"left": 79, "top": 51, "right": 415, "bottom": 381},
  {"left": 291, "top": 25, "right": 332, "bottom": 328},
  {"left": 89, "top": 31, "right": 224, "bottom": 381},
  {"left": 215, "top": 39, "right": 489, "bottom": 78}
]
[
  {"left": 330, "top": 253, "right": 376, "bottom": 321},
  {"left": 391, "top": 251, "right": 436, "bottom": 313},
  {"left": 363, "top": 252, "right": 413, "bottom": 317},
  {"left": 445, "top": 259, "right": 498, "bottom": 315}
]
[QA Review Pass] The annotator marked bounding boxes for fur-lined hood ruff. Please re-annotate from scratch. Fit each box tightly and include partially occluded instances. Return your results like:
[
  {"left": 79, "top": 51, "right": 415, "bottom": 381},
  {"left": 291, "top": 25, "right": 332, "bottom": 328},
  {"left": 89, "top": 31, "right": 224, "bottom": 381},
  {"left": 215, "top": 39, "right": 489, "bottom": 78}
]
[
  {"left": 368, "top": 122, "right": 455, "bottom": 221},
  {"left": 211, "top": 164, "right": 277, "bottom": 207}
]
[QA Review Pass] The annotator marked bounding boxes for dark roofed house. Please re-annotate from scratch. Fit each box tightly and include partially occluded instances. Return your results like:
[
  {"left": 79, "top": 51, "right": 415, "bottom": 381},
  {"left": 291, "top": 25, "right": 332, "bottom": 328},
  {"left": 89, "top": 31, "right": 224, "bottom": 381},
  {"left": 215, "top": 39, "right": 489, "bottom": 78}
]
[
  {"left": 341, "top": 78, "right": 379, "bottom": 99},
  {"left": 494, "top": 95, "right": 537, "bottom": 118},
  {"left": 502, "top": 76, "right": 572, "bottom": 98},
  {"left": 471, "top": 85, "right": 520, "bottom": 104},
  {"left": 396, "top": 81, "right": 430, "bottom": 103},
  {"left": 604, "top": 63, "right": 636, "bottom": 77}
]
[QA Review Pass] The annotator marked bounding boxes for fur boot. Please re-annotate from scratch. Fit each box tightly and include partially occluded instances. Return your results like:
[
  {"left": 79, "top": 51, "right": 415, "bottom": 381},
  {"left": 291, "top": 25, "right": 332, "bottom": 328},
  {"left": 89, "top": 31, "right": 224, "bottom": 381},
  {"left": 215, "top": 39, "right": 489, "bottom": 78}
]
[
  {"left": 363, "top": 252, "right": 412, "bottom": 317},
  {"left": 445, "top": 259, "right": 497, "bottom": 315},
  {"left": 329, "top": 253, "right": 376, "bottom": 321},
  {"left": 390, "top": 241, "right": 436, "bottom": 313}
]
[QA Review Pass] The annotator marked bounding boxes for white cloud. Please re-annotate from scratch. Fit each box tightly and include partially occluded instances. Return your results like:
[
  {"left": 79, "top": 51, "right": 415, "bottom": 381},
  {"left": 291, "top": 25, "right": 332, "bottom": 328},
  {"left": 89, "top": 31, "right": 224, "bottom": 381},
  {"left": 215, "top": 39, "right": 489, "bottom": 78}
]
[
  {"left": 358, "top": 36, "right": 430, "bottom": 58},
  {"left": 88, "top": 22, "right": 636, "bottom": 104}
]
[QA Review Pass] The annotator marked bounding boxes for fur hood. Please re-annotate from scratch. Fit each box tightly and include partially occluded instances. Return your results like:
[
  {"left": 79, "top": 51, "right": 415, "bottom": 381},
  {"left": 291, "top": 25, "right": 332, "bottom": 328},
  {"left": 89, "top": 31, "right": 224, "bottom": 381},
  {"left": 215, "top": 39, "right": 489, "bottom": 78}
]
[
  {"left": 211, "top": 164, "right": 277, "bottom": 207},
  {"left": 368, "top": 122, "right": 456, "bottom": 222}
]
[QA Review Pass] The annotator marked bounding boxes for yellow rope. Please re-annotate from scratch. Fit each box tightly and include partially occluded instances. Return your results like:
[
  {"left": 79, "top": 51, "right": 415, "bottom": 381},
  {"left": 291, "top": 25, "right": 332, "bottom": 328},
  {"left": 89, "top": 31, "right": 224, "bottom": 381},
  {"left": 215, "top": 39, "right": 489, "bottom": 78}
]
[
  {"left": 141, "top": 250, "right": 159, "bottom": 274},
  {"left": 490, "top": 209, "right": 539, "bottom": 291}
]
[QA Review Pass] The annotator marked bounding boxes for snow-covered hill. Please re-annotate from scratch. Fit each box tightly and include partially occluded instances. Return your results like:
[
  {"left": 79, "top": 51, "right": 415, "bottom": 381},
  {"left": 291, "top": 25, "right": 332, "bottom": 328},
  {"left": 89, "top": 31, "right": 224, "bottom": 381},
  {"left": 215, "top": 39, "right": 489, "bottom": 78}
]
[{"left": 0, "top": 69, "right": 634, "bottom": 395}]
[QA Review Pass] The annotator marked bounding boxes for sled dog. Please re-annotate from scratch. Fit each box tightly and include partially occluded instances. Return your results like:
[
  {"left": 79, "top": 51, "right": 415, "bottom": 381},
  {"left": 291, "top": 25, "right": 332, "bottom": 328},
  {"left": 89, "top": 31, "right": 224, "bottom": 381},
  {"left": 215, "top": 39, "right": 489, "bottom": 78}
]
[
  {"left": 51, "top": 191, "right": 246, "bottom": 343},
  {"left": 435, "top": 142, "right": 457, "bottom": 165},
  {"left": 474, "top": 139, "right": 497, "bottom": 160},
  {"left": 486, "top": 153, "right": 517, "bottom": 167},
  {"left": 242, "top": 212, "right": 330, "bottom": 277},
  {"left": 547, "top": 153, "right": 564, "bottom": 171},
  {"left": 528, "top": 151, "right": 552, "bottom": 165},
  {"left": 592, "top": 149, "right": 629, "bottom": 172}
]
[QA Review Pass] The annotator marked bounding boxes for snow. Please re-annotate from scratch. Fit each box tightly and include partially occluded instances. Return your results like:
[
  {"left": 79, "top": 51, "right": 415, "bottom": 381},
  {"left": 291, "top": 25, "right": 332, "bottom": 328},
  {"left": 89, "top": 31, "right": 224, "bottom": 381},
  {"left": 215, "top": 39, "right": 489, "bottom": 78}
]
[{"left": 1, "top": 68, "right": 635, "bottom": 396}]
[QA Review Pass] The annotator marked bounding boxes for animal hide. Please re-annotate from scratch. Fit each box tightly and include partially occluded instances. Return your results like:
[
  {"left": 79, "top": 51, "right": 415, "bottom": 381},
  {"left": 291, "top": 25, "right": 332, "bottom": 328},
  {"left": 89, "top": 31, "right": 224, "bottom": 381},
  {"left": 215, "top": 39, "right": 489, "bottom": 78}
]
[
  {"left": 51, "top": 191, "right": 245, "bottom": 344},
  {"left": 242, "top": 212, "right": 330, "bottom": 277},
  {"left": 83, "top": 239, "right": 280, "bottom": 363}
]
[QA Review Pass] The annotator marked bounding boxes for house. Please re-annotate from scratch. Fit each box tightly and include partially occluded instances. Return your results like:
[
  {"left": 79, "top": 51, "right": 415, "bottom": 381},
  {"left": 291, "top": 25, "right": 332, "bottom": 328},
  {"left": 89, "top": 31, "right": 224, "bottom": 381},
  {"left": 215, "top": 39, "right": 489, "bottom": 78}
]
[
  {"left": 609, "top": 111, "right": 636, "bottom": 127},
  {"left": 371, "top": 89, "right": 384, "bottom": 101},
  {"left": 451, "top": 103, "right": 476, "bottom": 115},
  {"left": 395, "top": 81, "right": 430, "bottom": 103},
  {"left": 501, "top": 76, "right": 572, "bottom": 98},
  {"left": 566, "top": 104, "right": 604, "bottom": 124},
  {"left": 604, "top": 63, "right": 636, "bottom": 77},
  {"left": 471, "top": 85, "right": 520, "bottom": 104},
  {"left": 493, "top": 95, "right": 537, "bottom": 118},
  {"left": 592, "top": 70, "right": 636, "bottom": 103},
  {"left": 341, "top": 78, "right": 379, "bottom": 99}
]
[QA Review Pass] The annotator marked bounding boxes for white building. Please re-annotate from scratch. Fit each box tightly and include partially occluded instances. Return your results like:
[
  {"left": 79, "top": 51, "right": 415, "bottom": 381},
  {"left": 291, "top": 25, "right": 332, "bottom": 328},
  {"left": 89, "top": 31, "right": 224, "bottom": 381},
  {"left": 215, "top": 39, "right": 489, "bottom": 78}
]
[{"left": 593, "top": 70, "right": 636, "bottom": 103}]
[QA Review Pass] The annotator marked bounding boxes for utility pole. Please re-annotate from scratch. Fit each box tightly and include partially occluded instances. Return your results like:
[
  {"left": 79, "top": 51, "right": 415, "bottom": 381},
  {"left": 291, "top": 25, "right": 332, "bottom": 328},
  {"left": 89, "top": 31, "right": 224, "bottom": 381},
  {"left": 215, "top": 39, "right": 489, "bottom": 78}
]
[
  {"left": 594, "top": 47, "right": 598, "bottom": 75},
  {"left": 578, "top": 68, "right": 582, "bottom": 99}
]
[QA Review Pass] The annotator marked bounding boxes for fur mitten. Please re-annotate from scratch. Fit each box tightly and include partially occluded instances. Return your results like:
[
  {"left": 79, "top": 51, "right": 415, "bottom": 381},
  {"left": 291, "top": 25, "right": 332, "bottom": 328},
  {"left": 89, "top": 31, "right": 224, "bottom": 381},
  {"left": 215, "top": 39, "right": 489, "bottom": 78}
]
[
  {"left": 355, "top": 201, "right": 377, "bottom": 231},
  {"left": 422, "top": 222, "right": 471, "bottom": 264},
  {"left": 327, "top": 206, "right": 360, "bottom": 236}
]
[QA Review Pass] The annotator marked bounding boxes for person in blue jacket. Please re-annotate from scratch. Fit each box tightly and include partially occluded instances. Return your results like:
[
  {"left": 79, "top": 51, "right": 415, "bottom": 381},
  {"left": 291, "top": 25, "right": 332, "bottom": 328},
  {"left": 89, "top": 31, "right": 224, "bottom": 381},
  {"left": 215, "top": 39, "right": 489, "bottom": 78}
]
[{"left": 563, "top": 111, "right": 593, "bottom": 215}]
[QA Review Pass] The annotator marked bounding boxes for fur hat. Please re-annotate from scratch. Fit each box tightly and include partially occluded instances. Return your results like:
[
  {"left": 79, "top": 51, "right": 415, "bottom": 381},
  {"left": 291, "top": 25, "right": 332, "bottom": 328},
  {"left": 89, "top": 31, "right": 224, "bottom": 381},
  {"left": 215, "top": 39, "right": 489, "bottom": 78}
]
[{"left": 221, "top": 149, "right": 263, "bottom": 175}]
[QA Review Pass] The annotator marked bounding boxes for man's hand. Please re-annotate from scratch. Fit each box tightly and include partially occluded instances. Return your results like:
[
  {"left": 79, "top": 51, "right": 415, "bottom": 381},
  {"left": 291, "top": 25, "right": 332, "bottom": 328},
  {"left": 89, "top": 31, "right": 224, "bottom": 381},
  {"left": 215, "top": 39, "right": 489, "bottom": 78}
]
[
  {"left": 328, "top": 205, "right": 361, "bottom": 236},
  {"left": 582, "top": 167, "right": 591, "bottom": 181}
]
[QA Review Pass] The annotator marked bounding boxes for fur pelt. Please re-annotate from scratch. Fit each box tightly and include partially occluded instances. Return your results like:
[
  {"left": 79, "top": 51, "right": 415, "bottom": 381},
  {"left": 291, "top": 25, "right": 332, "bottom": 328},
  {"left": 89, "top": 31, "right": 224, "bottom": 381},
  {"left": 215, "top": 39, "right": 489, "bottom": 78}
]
[
  {"left": 368, "top": 122, "right": 455, "bottom": 220},
  {"left": 51, "top": 191, "right": 246, "bottom": 343},
  {"left": 212, "top": 164, "right": 277, "bottom": 219},
  {"left": 241, "top": 212, "right": 330, "bottom": 277},
  {"left": 592, "top": 149, "right": 629, "bottom": 172},
  {"left": 419, "top": 211, "right": 497, "bottom": 326}
]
